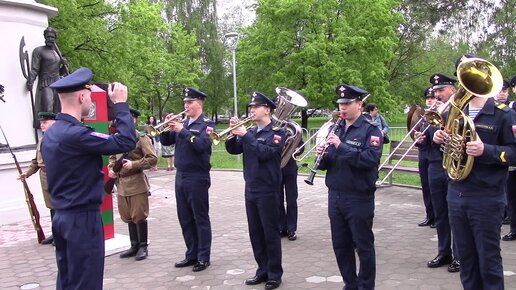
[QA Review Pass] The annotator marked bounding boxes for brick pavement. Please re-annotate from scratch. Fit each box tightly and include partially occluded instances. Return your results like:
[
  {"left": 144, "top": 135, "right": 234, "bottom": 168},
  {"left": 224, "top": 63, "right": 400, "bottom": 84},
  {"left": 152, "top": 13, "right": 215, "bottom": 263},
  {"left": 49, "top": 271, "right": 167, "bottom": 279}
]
[{"left": 1, "top": 170, "right": 516, "bottom": 289}]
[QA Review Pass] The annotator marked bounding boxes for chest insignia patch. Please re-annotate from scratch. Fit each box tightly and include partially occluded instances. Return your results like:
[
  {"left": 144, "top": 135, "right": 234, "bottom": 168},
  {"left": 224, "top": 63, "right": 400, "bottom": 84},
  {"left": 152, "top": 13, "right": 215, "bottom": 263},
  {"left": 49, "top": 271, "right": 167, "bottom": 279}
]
[
  {"left": 476, "top": 124, "right": 494, "bottom": 131},
  {"left": 206, "top": 126, "right": 214, "bottom": 135},
  {"left": 90, "top": 131, "right": 109, "bottom": 139},
  {"left": 370, "top": 135, "right": 381, "bottom": 147},
  {"left": 189, "top": 129, "right": 200, "bottom": 133},
  {"left": 346, "top": 140, "right": 361, "bottom": 146},
  {"left": 273, "top": 134, "right": 282, "bottom": 144}
]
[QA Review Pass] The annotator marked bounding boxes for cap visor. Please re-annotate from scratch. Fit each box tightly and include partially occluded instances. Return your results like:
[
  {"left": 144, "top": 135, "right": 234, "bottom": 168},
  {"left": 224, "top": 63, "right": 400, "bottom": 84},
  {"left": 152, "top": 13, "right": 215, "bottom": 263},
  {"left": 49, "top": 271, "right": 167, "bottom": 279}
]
[
  {"left": 183, "top": 97, "right": 196, "bottom": 101},
  {"left": 432, "top": 84, "right": 450, "bottom": 90},
  {"left": 336, "top": 98, "right": 356, "bottom": 104}
]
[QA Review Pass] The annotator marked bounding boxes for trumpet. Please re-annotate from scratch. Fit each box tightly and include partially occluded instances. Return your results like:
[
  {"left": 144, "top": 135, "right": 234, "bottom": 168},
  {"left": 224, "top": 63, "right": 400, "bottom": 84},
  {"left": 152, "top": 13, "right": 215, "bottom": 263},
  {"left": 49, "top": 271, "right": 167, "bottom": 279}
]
[
  {"left": 209, "top": 114, "right": 255, "bottom": 145},
  {"left": 146, "top": 110, "right": 186, "bottom": 138}
]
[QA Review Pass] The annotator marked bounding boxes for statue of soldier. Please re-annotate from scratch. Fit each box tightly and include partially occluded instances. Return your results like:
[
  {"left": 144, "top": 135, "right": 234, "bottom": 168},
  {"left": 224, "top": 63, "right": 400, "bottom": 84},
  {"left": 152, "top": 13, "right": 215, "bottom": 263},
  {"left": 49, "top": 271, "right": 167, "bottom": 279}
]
[{"left": 26, "top": 27, "right": 68, "bottom": 119}]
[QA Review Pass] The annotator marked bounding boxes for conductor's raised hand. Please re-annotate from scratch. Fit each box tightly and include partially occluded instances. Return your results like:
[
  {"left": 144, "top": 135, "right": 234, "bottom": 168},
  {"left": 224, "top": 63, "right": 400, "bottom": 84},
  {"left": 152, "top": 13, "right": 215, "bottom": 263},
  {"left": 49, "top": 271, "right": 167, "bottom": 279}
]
[{"left": 107, "top": 82, "right": 128, "bottom": 104}]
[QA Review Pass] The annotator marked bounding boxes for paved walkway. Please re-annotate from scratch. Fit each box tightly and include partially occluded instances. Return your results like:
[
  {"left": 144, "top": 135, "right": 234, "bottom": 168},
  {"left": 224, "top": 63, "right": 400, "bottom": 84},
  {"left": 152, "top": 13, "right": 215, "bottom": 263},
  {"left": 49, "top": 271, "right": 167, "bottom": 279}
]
[{"left": 1, "top": 170, "right": 516, "bottom": 290}]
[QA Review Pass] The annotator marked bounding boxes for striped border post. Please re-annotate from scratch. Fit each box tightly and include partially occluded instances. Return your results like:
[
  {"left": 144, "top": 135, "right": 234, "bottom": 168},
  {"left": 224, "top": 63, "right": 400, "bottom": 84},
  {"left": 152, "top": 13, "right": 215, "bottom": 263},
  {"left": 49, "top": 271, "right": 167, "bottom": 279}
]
[{"left": 83, "top": 85, "right": 114, "bottom": 240}]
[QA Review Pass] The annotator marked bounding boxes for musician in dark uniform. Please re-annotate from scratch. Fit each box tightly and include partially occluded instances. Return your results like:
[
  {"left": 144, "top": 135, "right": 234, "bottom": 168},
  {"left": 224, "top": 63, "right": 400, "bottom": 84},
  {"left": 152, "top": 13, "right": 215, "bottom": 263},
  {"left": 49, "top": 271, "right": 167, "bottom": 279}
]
[
  {"left": 160, "top": 87, "right": 215, "bottom": 272},
  {"left": 42, "top": 67, "right": 137, "bottom": 290},
  {"left": 19, "top": 112, "right": 56, "bottom": 245},
  {"left": 108, "top": 108, "right": 157, "bottom": 261},
  {"left": 316, "top": 84, "right": 382, "bottom": 290},
  {"left": 26, "top": 27, "right": 68, "bottom": 115},
  {"left": 503, "top": 77, "right": 516, "bottom": 241},
  {"left": 425, "top": 73, "right": 460, "bottom": 273},
  {"left": 225, "top": 92, "right": 286, "bottom": 290},
  {"left": 433, "top": 61, "right": 516, "bottom": 289},
  {"left": 278, "top": 138, "right": 303, "bottom": 241},
  {"left": 413, "top": 88, "right": 436, "bottom": 227}
]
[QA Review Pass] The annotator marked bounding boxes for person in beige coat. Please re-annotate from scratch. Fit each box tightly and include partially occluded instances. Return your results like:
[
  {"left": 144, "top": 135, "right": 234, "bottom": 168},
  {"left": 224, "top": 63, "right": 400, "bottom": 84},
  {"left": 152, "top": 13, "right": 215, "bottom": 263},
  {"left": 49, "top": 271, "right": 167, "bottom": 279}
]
[
  {"left": 108, "top": 108, "right": 157, "bottom": 261},
  {"left": 20, "top": 112, "right": 56, "bottom": 245}
]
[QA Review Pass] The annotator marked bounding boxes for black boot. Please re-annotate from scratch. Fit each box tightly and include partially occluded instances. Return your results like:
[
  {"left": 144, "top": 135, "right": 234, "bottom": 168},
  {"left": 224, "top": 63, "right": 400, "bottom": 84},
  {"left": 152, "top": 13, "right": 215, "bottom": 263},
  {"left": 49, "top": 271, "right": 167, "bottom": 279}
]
[
  {"left": 120, "top": 223, "right": 139, "bottom": 258},
  {"left": 135, "top": 220, "right": 148, "bottom": 261},
  {"left": 41, "top": 209, "right": 55, "bottom": 245}
]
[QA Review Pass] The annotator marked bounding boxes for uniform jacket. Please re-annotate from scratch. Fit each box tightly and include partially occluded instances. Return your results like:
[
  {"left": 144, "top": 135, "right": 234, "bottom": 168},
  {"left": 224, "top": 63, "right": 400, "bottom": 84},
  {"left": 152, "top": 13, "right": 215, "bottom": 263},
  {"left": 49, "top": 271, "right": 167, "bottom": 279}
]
[
  {"left": 318, "top": 115, "right": 383, "bottom": 197},
  {"left": 26, "top": 139, "right": 45, "bottom": 177},
  {"left": 449, "top": 98, "right": 516, "bottom": 196},
  {"left": 108, "top": 130, "right": 157, "bottom": 197},
  {"left": 160, "top": 113, "right": 214, "bottom": 176},
  {"left": 225, "top": 122, "right": 286, "bottom": 194},
  {"left": 42, "top": 103, "right": 137, "bottom": 210}
]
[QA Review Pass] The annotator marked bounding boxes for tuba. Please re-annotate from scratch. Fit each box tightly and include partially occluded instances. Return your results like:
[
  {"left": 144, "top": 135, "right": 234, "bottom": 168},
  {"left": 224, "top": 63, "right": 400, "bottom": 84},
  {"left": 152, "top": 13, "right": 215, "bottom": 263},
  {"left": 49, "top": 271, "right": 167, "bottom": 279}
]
[
  {"left": 441, "top": 57, "right": 503, "bottom": 181},
  {"left": 272, "top": 87, "right": 308, "bottom": 168}
]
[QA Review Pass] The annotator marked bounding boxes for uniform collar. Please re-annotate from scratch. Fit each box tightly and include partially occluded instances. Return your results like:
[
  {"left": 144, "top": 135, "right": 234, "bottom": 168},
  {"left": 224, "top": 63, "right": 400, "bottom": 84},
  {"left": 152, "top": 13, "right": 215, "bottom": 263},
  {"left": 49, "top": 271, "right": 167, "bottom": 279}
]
[
  {"left": 348, "top": 114, "right": 367, "bottom": 128},
  {"left": 56, "top": 112, "right": 84, "bottom": 126},
  {"left": 476, "top": 97, "right": 495, "bottom": 116},
  {"left": 186, "top": 113, "right": 206, "bottom": 127}
]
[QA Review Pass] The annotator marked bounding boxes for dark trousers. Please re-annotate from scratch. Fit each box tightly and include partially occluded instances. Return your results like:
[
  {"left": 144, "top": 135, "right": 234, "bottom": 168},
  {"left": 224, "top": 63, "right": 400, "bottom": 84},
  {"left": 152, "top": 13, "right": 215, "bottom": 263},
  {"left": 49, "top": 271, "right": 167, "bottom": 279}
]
[
  {"left": 506, "top": 171, "right": 516, "bottom": 232},
  {"left": 278, "top": 172, "right": 298, "bottom": 233},
  {"left": 245, "top": 192, "right": 283, "bottom": 281},
  {"left": 53, "top": 210, "right": 104, "bottom": 290},
  {"left": 428, "top": 162, "right": 456, "bottom": 257},
  {"left": 328, "top": 191, "right": 375, "bottom": 290},
  {"left": 175, "top": 172, "right": 212, "bottom": 262},
  {"left": 418, "top": 157, "right": 434, "bottom": 221},
  {"left": 448, "top": 189, "right": 505, "bottom": 290}
]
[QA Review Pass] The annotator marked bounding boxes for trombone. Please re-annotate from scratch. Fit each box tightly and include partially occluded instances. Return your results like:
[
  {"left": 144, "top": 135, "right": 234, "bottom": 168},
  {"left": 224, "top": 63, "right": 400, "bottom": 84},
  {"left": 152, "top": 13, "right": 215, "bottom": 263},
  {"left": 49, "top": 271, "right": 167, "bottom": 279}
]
[
  {"left": 209, "top": 114, "right": 255, "bottom": 145},
  {"left": 376, "top": 100, "right": 451, "bottom": 186},
  {"left": 146, "top": 110, "right": 186, "bottom": 138}
]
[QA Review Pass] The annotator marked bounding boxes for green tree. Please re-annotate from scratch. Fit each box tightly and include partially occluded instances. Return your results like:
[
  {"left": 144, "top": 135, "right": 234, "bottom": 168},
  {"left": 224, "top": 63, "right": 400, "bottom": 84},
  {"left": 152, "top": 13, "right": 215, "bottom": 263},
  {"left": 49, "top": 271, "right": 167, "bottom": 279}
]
[{"left": 237, "top": 0, "right": 401, "bottom": 126}]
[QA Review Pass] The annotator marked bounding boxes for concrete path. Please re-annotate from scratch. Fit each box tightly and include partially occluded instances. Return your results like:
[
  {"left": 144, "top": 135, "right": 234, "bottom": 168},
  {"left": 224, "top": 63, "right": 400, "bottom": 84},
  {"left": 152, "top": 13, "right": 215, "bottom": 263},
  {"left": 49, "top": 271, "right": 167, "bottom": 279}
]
[{"left": 1, "top": 170, "right": 516, "bottom": 289}]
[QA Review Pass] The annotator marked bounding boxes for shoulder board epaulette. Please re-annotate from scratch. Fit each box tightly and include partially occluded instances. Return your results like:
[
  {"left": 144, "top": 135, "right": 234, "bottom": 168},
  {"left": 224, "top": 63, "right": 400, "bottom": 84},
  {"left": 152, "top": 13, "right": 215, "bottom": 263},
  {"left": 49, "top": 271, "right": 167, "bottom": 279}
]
[
  {"left": 90, "top": 131, "right": 110, "bottom": 139},
  {"left": 204, "top": 118, "right": 212, "bottom": 122},
  {"left": 496, "top": 103, "right": 510, "bottom": 112},
  {"left": 272, "top": 127, "right": 280, "bottom": 131}
]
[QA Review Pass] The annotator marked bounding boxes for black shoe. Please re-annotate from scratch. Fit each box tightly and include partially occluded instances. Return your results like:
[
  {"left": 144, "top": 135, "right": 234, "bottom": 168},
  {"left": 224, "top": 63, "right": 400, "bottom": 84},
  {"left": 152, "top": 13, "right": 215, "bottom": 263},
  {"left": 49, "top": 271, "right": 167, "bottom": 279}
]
[
  {"left": 427, "top": 255, "right": 453, "bottom": 268},
  {"left": 175, "top": 259, "right": 197, "bottom": 268},
  {"left": 135, "top": 245, "right": 148, "bottom": 261},
  {"left": 448, "top": 258, "right": 460, "bottom": 273},
  {"left": 418, "top": 218, "right": 434, "bottom": 227},
  {"left": 120, "top": 246, "right": 139, "bottom": 258},
  {"left": 40, "top": 235, "right": 54, "bottom": 245},
  {"left": 244, "top": 275, "right": 268, "bottom": 285},
  {"left": 192, "top": 260, "right": 210, "bottom": 272},
  {"left": 502, "top": 232, "right": 516, "bottom": 241},
  {"left": 288, "top": 231, "right": 297, "bottom": 241},
  {"left": 279, "top": 230, "right": 288, "bottom": 238},
  {"left": 265, "top": 279, "right": 282, "bottom": 290}
]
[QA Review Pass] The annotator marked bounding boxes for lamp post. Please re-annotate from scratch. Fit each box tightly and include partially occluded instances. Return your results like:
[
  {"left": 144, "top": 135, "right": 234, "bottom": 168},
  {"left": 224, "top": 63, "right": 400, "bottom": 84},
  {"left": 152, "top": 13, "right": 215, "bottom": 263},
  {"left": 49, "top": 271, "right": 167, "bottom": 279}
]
[{"left": 224, "top": 32, "right": 239, "bottom": 117}]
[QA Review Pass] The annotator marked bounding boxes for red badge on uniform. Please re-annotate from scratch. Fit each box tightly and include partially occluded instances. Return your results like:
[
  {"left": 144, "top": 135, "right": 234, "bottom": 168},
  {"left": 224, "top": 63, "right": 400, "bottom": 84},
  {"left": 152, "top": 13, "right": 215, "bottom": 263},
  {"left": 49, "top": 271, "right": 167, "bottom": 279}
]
[
  {"left": 370, "top": 135, "right": 381, "bottom": 147},
  {"left": 206, "top": 126, "right": 214, "bottom": 135},
  {"left": 512, "top": 125, "right": 516, "bottom": 138},
  {"left": 273, "top": 134, "right": 282, "bottom": 144}
]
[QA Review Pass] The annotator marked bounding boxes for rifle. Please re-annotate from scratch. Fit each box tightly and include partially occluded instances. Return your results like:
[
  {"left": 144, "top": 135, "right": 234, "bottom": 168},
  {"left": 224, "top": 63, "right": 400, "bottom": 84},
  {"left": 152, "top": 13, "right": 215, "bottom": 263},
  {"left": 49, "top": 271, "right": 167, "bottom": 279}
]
[
  {"left": 104, "top": 152, "right": 129, "bottom": 194},
  {"left": 0, "top": 125, "right": 45, "bottom": 243}
]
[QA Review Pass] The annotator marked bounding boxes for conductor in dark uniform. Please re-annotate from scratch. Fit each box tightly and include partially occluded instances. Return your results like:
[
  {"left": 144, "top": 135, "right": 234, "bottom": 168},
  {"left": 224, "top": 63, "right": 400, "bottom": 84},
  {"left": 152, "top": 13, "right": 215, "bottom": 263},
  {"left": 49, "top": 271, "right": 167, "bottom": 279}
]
[
  {"left": 225, "top": 92, "right": 286, "bottom": 290},
  {"left": 316, "top": 84, "right": 382, "bottom": 290},
  {"left": 414, "top": 87, "right": 436, "bottom": 227},
  {"left": 433, "top": 67, "right": 516, "bottom": 288},
  {"left": 42, "top": 67, "right": 137, "bottom": 290},
  {"left": 160, "top": 87, "right": 215, "bottom": 272}
]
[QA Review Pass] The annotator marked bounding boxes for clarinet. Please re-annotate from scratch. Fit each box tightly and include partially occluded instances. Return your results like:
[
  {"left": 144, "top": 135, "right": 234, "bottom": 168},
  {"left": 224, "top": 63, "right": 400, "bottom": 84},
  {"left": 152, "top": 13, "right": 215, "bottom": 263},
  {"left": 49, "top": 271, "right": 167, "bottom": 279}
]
[{"left": 304, "top": 114, "right": 345, "bottom": 185}]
